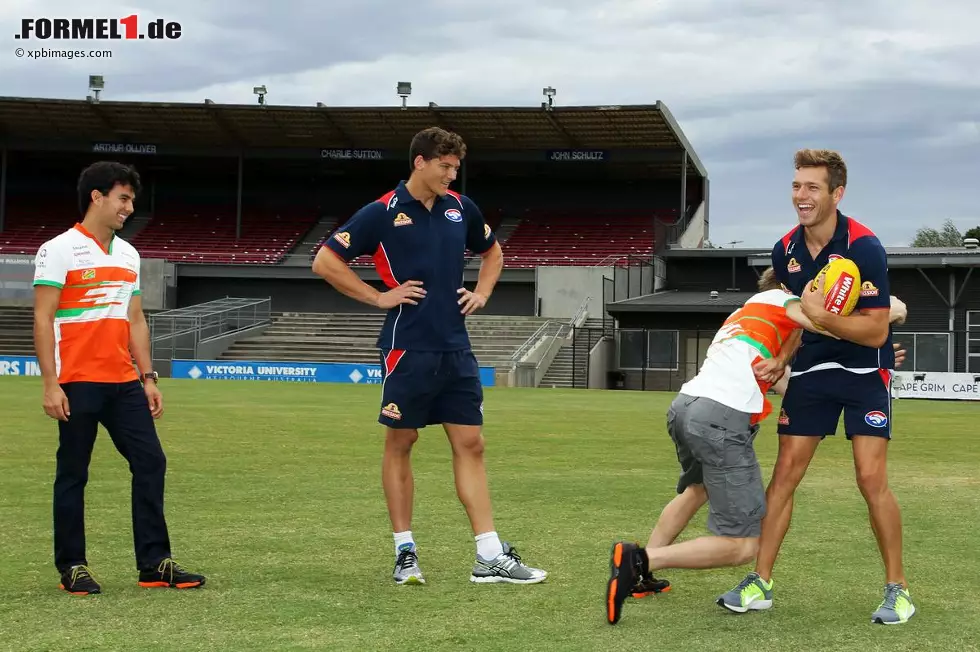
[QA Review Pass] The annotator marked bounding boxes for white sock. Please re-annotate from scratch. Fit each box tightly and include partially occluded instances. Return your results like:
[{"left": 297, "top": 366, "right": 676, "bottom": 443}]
[
  {"left": 394, "top": 530, "right": 415, "bottom": 558},
  {"left": 475, "top": 531, "right": 503, "bottom": 560}
]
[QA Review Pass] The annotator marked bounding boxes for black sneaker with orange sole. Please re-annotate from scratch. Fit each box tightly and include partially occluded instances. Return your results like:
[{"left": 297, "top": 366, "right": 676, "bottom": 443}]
[
  {"left": 138, "top": 558, "right": 206, "bottom": 589},
  {"left": 632, "top": 572, "right": 671, "bottom": 598},
  {"left": 606, "top": 541, "right": 643, "bottom": 625},
  {"left": 59, "top": 564, "right": 101, "bottom": 595}
]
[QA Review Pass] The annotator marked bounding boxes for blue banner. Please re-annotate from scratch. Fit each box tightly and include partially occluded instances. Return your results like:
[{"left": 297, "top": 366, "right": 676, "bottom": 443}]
[
  {"left": 0, "top": 355, "right": 42, "bottom": 376},
  {"left": 170, "top": 359, "right": 496, "bottom": 387}
]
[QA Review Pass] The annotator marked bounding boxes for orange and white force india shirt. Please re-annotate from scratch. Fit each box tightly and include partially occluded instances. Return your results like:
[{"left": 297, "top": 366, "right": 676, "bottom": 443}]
[
  {"left": 678, "top": 289, "right": 801, "bottom": 424},
  {"left": 33, "top": 223, "right": 141, "bottom": 384}
]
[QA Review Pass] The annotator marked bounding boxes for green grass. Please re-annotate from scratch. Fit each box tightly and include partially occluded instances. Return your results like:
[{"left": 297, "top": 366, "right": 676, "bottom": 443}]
[{"left": 1, "top": 377, "right": 978, "bottom": 651}]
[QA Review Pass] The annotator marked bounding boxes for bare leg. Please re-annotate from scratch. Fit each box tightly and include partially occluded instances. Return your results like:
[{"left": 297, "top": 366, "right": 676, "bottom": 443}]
[
  {"left": 852, "top": 435, "right": 906, "bottom": 587},
  {"left": 754, "top": 435, "right": 821, "bottom": 582},
  {"left": 646, "top": 484, "right": 708, "bottom": 549},
  {"left": 443, "top": 423, "right": 494, "bottom": 535},
  {"left": 647, "top": 535, "right": 758, "bottom": 571},
  {"left": 382, "top": 427, "right": 418, "bottom": 532}
]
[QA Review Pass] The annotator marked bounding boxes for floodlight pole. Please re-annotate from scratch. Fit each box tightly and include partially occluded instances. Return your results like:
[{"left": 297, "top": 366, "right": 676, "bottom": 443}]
[{"left": 0, "top": 148, "right": 6, "bottom": 233}]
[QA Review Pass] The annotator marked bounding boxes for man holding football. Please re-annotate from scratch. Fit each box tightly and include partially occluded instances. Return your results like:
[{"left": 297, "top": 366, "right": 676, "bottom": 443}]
[
  {"left": 718, "top": 149, "right": 915, "bottom": 625},
  {"left": 605, "top": 267, "right": 908, "bottom": 626}
]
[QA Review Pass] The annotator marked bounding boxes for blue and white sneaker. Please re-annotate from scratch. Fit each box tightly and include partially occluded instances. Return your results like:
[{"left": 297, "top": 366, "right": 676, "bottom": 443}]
[
  {"left": 470, "top": 542, "right": 547, "bottom": 584},
  {"left": 393, "top": 544, "right": 425, "bottom": 585}
]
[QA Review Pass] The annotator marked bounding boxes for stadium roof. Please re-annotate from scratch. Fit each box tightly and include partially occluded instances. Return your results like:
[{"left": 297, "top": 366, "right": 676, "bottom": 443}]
[
  {"left": 0, "top": 96, "right": 706, "bottom": 178},
  {"left": 607, "top": 290, "right": 753, "bottom": 313}
]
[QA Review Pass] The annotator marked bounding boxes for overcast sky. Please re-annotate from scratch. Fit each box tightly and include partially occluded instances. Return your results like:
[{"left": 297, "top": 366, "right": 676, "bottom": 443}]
[{"left": 2, "top": 0, "right": 978, "bottom": 247}]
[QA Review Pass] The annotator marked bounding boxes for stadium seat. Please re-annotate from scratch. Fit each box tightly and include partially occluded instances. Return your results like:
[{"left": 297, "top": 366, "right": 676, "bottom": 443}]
[
  {"left": 304, "top": 209, "right": 674, "bottom": 269},
  {"left": 130, "top": 205, "right": 318, "bottom": 264},
  {"left": 0, "top": 199, "right": 77, "bottom": 255},
  {"left": 494, "top": 209, "right": 675, "bottom": 268}
]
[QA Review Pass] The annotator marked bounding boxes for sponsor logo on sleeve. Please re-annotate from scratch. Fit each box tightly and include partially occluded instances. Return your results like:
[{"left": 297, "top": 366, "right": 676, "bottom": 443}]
[{"left": 333, "top": 231, "right": 351, "bottom": 248}]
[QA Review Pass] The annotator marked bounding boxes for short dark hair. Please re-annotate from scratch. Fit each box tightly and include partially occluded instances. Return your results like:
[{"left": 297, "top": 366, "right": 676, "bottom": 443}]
[
  {"left": 757, "top": 267, "right": 783, "bottom": 292},
  {"left": 408, "top": 127, "right": 466, "bottom": 170},
  {"left": 794, "top": 148, "right": 847, "bottom": 192},
  {"left": 76, "top": 161, "right": 142, "bottom": 216}
]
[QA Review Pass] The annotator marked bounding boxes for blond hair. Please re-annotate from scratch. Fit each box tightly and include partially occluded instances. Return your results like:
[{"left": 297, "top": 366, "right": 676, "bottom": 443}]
[
  {"left": 757, "top": 267, "right": 783, "bottom": 292},
  {"left": 794, "top": 149, "right": 847, "bottom": 192}
]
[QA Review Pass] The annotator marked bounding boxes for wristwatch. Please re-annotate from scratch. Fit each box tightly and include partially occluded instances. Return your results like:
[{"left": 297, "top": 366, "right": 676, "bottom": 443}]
[{"left": 142, "top": 371, "right": 159, "bottom": 383}]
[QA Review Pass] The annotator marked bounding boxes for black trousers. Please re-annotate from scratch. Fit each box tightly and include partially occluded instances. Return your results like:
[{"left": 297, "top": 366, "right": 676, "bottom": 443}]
[{"left": 54, "top": 380, "right": 172, "bottom": 573}]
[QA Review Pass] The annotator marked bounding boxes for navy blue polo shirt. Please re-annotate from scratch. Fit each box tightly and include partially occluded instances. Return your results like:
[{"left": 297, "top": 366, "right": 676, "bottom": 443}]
[
  {"left": 323, "top": 181, "right": 497, "bottom": 352},
  {"left": 772, "top": 211, "right": 894, "bottom": 372}
]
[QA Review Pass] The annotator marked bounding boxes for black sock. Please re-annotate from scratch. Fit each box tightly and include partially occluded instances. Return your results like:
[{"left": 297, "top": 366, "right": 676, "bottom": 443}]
[{"left": 637, "top": 546, "right": 650, "bottom": 576}]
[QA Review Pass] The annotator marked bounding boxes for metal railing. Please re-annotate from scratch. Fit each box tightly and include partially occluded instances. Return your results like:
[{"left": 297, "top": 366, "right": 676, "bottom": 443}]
[
  {"left": 150, "top": 297, "right": 272, "bottom": 362},
  {"left": 509, "top": 319, "right": 557, "bottom": 368},
  {"left": 508, "top": 296, "right": 591, "bottom": 371}
]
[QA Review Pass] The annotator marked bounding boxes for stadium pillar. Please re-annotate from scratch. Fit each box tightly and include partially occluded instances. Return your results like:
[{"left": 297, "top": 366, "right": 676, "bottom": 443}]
[
  {"left": 0, "top": 148, "right": 6, "bottom": 232},
  {"left": 235, "top": 152, "right": 243, "bottom": 240},
  {"left": 679, "top": 151, "right": 688, "bottom": 223}
]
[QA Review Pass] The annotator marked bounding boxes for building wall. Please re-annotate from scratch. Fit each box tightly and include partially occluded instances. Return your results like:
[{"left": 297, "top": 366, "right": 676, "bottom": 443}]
[
  {"left": 176, "top": 277, "right": 537, "bottom": 315},
  {"left": 664, "top": 257, "right": 761, "bottom": 293},
  {"left": 614, "top": 263, "right": 980, "bottom": 378}
]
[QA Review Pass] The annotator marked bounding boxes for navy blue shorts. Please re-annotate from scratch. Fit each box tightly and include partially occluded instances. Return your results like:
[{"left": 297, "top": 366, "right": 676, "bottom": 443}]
[
  {"left": 377, "top": 348, "right": 484, "bottom": 430},
  {"left": 778, "top": 368, "right": 893, "bottom": 439}
]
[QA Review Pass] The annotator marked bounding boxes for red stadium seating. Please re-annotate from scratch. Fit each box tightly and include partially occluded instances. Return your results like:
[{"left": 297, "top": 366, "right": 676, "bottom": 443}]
[
  {"left": 131, "top": 205, "right": 318, "bottom": 264},
  {"left": 305, "top": 210, "right": 674, "bottom": 269},
  {"left": 0, "top": 200, "right": 76, "bottom": 255},
  {"left": 495, "top": 210, "right": 674, "bottom": 268}
]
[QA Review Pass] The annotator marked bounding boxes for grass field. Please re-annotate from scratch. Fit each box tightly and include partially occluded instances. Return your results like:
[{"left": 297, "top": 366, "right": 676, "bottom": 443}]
[{"left": 1, "top": 377, "right": 978, "bottom": 651}]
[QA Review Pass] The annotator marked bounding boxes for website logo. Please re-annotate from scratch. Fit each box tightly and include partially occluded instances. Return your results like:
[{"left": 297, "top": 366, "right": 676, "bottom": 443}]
[{"left": 15, "top": 16, "right": 182, "bottom": 41}]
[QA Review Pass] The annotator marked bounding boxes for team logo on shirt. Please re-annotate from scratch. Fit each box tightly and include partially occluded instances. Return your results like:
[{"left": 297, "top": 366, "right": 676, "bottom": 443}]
[
  {"left": 483, "top": 224, "right": 491, "bottom": 239},
  {"left": 381, "top": 403, "right": 402, "bottom": 420},
  {"left": 81, "top": 269, "right": 96, "bottom": 280},
  {"left": 393, "top": 213, "right": 413, "bottom": 227},
  {"left": 860, "top": 281, "right": 879, "bottom": 297},
  {"left": 828, "top": 254, "right": 844, "bottom": 262},
  {"left": 787, "top": 258, "right": 801, "bottom": 273},
  {"left": 445, "top": 208, "right": 462, "bottom": 222},
  {"left": 333, "top": 231, "right": 351, "bottom": 248}
]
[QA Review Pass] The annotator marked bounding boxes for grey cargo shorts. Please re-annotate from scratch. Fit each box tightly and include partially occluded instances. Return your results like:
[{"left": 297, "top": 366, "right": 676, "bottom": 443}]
[{"left": 667, "top": 393, "right": 766, "bottom": 538}]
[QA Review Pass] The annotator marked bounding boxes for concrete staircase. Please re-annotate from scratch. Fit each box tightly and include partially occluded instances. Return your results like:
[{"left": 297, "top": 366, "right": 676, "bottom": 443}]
[
  {"left": 539, "top": 318, "right": 606, "bottom": 388},
  {"left": 0, "top": 307, "right": 35, "bottom": 356},
  {"left": 218, "top": 312, "right": 551, "bottom": 368},
  {"left": 281, "top": 216, "right": 339, "bottom": 266}
]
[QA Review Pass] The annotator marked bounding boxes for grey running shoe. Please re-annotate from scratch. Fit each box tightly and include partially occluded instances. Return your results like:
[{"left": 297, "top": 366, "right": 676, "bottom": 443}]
[
  {"left": 470, "top": 542, "right": 547, "bottom": 584},
  {"left": 393, "top": 545, "right": 425, "bottom": 585},
  {"left": 717, "top": 572, "right": 773, "bottom": 613},
  {"left": 872, "top": 583, "right": 915, "bottom": 625}
]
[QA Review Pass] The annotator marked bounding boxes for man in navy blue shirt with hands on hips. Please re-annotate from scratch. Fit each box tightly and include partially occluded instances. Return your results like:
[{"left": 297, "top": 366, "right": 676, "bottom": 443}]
[{"left": 313, "top": 127, "right": 547, "bottom": 587}]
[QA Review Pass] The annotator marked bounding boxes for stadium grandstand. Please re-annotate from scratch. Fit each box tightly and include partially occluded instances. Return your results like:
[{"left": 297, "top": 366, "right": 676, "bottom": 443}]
[
  {"left": 0, "top": 95, "right": 713, "bottom": 387},
  {"left": 5, "top": 94, "right": 975, "bottom": 392}
]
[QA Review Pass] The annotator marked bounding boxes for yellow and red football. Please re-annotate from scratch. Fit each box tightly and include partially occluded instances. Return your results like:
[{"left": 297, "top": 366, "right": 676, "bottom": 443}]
[{"left": 809, "top": 257, "right": 861, "bottom": 324}]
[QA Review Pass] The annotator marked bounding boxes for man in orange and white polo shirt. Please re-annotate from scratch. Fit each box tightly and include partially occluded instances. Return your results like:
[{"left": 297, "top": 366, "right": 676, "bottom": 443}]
[
  {"left": 33, "top": 161, "right": 205, "bottom": 596},
  {"left": 605, "top": 268, "right": 908, "bottom": 625}
]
